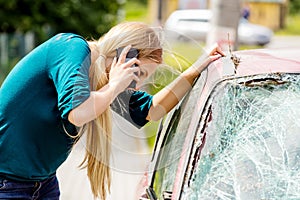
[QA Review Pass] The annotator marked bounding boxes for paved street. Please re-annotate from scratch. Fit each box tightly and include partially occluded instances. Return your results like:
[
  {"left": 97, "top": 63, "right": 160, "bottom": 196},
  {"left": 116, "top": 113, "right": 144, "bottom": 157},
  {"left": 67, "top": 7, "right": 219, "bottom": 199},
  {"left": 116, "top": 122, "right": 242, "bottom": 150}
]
[{"left": 266, "top": 35, "right": 300, "bottom": 49}]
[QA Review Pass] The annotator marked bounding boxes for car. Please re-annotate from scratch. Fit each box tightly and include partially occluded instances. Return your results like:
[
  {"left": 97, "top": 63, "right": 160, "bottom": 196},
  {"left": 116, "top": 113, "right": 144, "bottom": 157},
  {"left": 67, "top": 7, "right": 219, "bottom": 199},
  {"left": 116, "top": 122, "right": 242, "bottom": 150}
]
[
  {"left": 139, "top": 47, "right": 300, "bottom": 200},
  {"left": 164, "top": 9, "right": 274, "bottom": 46}
]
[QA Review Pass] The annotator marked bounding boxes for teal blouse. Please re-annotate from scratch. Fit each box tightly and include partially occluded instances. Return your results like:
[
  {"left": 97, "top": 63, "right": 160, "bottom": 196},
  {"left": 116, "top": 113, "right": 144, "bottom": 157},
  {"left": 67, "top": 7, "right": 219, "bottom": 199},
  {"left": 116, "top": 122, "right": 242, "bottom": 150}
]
[{"left": 0, "top": 33, "right": 152, "bottom": 181}]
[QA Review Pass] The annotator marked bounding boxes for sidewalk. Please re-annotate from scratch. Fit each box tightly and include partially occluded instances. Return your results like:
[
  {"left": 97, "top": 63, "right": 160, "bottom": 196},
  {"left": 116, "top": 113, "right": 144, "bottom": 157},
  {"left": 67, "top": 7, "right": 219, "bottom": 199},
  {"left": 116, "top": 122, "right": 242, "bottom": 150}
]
[{"left": 266, "top": 35, "right": 300, "bottom": 49}]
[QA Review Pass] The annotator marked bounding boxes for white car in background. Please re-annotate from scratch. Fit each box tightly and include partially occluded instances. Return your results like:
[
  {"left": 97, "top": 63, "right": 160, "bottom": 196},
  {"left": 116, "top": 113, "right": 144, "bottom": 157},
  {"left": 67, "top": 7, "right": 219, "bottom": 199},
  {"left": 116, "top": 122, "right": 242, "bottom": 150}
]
[{"left": 164, "top": 9, "right": 274, "bottom": 46}]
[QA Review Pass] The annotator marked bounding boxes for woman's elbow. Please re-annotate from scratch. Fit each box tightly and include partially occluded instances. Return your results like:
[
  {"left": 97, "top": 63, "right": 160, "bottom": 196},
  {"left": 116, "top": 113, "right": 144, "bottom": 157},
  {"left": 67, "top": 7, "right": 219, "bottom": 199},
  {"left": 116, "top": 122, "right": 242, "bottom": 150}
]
[
  {"left": 68, "top": 110, "right": 86, "bottom": 127},
  {"left": 148, "top": 105, "right": 167, "bottom": 121}
]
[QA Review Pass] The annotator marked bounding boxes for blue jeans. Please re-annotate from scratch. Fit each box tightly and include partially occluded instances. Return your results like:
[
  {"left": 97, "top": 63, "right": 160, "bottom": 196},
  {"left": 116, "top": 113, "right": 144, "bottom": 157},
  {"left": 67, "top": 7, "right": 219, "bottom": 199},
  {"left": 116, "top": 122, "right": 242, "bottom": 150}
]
[{"left": 0, "top": 176, "right": 60, "bottom": 200}]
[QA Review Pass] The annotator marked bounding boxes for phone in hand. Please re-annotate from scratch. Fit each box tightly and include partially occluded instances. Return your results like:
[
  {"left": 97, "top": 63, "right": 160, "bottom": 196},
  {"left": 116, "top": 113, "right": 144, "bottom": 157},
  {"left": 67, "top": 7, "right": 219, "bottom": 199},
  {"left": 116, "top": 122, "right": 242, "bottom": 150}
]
[{"left": 116, "top": 47, "right": 139, "bottom": 89}]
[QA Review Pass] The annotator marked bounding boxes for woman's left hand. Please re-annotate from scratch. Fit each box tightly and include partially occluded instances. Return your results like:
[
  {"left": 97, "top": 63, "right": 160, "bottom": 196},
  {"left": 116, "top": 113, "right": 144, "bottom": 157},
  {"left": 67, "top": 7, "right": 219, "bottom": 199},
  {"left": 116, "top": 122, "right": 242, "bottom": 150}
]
[
  {"left": 203, "top": 43, "right": 226, "bottom": 67},
  {"left": 192, "top": 43, "right": 226, "bottom": 75}
]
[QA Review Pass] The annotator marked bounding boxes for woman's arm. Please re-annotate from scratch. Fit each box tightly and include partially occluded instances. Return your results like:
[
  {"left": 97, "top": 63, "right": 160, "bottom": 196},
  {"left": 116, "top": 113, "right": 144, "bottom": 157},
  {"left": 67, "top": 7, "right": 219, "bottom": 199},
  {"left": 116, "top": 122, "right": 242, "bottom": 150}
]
[
  {"left": 68, "top": 45, "right": 141, "bottom": 127},
  {"left": 147, "top": 44, "right": 225, "bottom": 121},
  {"left": 68, "top": 83, "right": 119, "bottom": 127}
]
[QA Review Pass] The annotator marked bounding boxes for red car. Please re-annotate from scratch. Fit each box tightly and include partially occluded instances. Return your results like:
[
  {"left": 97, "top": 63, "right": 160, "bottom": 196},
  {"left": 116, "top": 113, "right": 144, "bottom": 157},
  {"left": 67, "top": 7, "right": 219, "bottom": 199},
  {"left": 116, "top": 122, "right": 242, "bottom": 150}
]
[{"left": 140, "top": 48, "right": 300, "bottom": 200}]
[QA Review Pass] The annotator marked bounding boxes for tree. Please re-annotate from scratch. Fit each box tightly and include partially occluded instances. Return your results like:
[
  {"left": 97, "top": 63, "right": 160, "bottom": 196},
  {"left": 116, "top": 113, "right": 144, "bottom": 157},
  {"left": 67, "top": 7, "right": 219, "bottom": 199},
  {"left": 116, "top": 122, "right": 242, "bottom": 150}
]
[
  {"left": 289, "top": 0, "right": 300, "bottom": 15},
  {"left": 0, "top": 0, "right": 120, "bottom": 44}
]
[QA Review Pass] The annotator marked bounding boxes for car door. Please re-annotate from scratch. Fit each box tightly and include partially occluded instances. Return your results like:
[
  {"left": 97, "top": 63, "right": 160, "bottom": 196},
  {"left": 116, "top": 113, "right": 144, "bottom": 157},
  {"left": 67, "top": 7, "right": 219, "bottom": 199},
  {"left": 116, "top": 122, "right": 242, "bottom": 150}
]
[{"left": 143, "top": 69, "right": 209, "bottom": 200}]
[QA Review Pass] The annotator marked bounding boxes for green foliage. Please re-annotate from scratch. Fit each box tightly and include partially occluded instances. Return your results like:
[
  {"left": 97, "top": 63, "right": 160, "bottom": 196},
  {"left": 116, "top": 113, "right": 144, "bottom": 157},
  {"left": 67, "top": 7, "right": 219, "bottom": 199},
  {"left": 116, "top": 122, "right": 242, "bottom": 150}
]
[
  {"left": 0, "top": 0, "right": 120, "bottom": 44},
  {"left": 0, "top": 59, "right": 18, "bottom": 85},
  {"left": 289, "top": 0, "right": 300, "bottom": 15}
]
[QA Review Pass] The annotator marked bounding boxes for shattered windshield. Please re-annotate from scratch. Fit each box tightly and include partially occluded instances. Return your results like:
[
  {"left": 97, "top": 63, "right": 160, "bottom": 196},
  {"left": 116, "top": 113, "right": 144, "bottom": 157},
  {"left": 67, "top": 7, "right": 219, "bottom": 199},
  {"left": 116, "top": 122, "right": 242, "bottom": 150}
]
[{"left": 183, "top": 73, "right": 300, "bottom": 199}]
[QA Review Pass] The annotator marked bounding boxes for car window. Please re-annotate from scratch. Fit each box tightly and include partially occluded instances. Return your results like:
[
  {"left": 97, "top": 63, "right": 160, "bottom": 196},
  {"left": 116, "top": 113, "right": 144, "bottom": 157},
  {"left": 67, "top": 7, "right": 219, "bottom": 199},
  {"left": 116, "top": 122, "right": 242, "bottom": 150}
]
[
  {"left": 178, "top": 19, "right": 209, "bottom": 23},
  {"left": 151, "top": 73, "right": 207, "bottom": 199},
  {"left": 182, "top": 73, "right": 300, "bottom": 199},
  {"left": 177, "top": 19, "right": 209, "bottom": 27}
]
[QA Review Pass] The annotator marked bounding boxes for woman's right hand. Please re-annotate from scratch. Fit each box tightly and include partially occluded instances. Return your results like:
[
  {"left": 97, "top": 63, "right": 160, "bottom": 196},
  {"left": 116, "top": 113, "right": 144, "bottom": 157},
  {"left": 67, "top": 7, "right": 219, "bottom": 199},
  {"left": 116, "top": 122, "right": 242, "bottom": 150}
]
[
  {"left": 69, "top": 46, "right": 141, "bottom": 127},
  {"left": 108, "top": 45, "right": 141, "bottom": 94}
]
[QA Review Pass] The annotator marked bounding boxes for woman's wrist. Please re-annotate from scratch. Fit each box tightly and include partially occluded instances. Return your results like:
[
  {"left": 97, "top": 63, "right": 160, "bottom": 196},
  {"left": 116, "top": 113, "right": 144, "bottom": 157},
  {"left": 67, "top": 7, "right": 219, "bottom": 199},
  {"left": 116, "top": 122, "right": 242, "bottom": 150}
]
[
  {"left": 106, "top": 82, "right": 121, "bottom": 102},
  {"left": 183, "top": 64, "right": 202, "bottom": 84}
]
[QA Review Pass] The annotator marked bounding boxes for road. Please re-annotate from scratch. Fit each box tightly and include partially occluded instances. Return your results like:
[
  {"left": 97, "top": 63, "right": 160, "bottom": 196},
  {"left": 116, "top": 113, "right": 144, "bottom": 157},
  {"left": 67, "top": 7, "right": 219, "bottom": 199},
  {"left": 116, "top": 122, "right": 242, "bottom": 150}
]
[{"left": 266, "top": 35, "right": 300, "bottom": 49}]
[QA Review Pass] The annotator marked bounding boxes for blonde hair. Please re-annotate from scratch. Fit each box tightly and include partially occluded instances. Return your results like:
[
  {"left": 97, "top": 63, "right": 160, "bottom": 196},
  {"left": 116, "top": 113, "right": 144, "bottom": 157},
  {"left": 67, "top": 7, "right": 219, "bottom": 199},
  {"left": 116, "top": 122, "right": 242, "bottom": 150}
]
[{"left": 78, "top": 22, "right": 162, "bottom": 199}]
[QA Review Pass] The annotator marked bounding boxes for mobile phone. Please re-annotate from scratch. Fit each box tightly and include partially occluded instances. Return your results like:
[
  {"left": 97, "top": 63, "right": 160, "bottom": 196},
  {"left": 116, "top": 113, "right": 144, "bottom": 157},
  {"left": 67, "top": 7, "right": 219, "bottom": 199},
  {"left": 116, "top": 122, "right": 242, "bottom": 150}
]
[{"left": 116, "top": 47, "right": 139, "bottom": 89}]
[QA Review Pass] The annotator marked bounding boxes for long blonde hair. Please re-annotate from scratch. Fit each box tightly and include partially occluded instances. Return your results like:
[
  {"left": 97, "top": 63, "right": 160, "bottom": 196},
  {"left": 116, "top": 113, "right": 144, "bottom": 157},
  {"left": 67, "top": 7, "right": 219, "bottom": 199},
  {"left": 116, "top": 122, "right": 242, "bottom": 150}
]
[{"left": 78, "top": 22, "right": 162, "bottom": 199}]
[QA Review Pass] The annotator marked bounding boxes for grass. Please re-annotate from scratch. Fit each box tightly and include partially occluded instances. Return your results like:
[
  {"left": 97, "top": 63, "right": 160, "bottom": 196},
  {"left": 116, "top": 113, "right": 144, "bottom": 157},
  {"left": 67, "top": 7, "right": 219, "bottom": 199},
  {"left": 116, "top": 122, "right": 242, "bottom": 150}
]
[
  {"left": 123, "top": 1, "right": 149, "bottom": 23},
  {"left": 275, "top": 14, "right": 300, "bottom": 35},
  {"left": 238, "top": 44, "right": 262, "bottom": 50}
]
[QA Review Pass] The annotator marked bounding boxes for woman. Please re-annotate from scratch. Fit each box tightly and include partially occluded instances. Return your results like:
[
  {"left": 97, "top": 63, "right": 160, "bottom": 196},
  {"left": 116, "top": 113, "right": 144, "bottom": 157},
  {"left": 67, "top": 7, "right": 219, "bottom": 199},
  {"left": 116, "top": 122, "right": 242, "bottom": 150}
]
[{"left": 0, "top": 22, "right": 225, "bottom": 199}]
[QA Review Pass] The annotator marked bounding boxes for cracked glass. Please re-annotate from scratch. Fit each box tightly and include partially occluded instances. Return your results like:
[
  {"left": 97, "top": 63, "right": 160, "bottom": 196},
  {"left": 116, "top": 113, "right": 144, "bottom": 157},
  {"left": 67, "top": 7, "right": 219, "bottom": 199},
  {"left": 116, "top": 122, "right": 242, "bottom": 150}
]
[{"left": 183, "top": 73, "right": 300, "bottom": 199}]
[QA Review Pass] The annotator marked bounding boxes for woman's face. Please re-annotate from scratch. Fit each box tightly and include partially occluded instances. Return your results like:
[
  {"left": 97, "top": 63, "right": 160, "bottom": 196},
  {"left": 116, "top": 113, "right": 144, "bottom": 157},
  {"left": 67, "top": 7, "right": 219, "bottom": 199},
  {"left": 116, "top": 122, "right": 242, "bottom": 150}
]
[{"left": 136, "top": 58, "right": 159, "bottom": 89}]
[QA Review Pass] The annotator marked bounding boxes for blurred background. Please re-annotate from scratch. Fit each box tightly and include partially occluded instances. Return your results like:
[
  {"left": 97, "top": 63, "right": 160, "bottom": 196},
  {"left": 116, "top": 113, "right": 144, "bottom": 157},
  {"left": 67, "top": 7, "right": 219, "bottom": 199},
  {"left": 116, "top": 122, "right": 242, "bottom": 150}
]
[
  {"left": 1, "top": 1, "right": 299, "bottom": 199},
  {"left": 1, "top": 0, "right": 300, "bottom": 147},
  {"left": 0, "top": 0, "right": 299, "bottom": 85},
  {"left": 1, "top": 0, "right": 300, "bottom": 151}
]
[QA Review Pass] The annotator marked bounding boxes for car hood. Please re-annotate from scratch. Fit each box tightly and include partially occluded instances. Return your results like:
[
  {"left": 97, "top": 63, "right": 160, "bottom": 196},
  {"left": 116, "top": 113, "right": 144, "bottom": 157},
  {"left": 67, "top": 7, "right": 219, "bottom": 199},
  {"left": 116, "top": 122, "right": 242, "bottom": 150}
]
[
  {"left": 215, "top": 48, "right": 300, "bottom": 77},
  {"left": 196, "top": 48, "right": 300, "bottom": 121}
]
